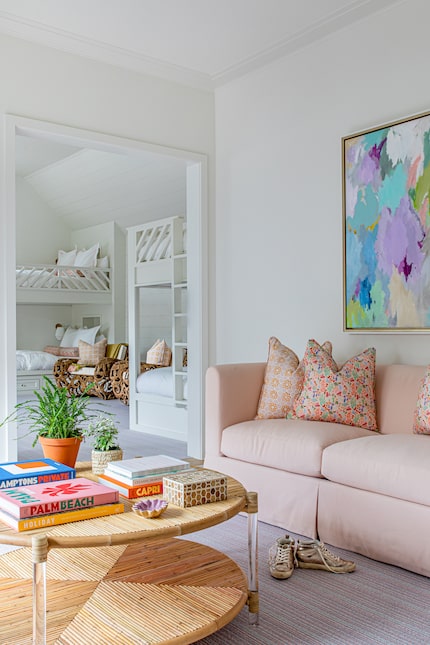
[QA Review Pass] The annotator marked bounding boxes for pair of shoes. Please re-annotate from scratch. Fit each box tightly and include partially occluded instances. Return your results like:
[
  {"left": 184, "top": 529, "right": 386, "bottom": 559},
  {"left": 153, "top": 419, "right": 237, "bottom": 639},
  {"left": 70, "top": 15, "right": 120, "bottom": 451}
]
[
  {"left": 268, "top": 534, "right": 296, "bottom": 579},
  {"left": 269, "top": 535, "right": 355, "bottom": 579},
  {"left": 295, "top": 539, "right": 356, "bottom": 573}
]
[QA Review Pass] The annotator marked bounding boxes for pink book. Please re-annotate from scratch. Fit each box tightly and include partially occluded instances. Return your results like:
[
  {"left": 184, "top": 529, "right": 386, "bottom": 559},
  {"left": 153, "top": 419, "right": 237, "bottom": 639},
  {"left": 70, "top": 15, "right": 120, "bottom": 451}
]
[{"left": 0, "top": 477, "right": 119, "bottom": 519}]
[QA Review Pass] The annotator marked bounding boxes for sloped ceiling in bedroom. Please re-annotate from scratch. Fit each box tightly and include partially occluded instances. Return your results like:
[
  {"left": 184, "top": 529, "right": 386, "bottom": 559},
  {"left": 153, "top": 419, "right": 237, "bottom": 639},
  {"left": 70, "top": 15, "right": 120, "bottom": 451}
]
[{"left": 15, "top": 135, "right": 187, "bottom": 231}]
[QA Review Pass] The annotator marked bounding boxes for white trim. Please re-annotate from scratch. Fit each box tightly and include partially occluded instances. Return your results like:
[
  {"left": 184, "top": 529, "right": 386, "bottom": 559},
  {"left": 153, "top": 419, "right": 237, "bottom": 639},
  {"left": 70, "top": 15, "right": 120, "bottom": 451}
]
[{"left": 0, "top": 115, "right": 208, "bottom": 461}]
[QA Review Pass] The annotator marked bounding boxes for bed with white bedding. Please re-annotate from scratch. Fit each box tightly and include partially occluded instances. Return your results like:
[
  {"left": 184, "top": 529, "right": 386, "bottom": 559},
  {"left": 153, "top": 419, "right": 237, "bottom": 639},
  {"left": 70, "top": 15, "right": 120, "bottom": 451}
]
[{"left": 16, "top": 350, "right": 59, "bottom": 394}]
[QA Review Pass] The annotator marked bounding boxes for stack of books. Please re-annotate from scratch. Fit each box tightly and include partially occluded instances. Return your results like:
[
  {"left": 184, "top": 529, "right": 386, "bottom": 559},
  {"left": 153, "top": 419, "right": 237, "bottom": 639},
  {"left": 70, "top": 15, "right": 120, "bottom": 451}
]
[
  {"left": 0, "top": 477, "right": 124, "bottom": 532},
  {"left": 98, "top": 454, "right": 191, "bottom": 499},
  {"left": 0, "top": 458, "right": 76, "bottom": 490}
]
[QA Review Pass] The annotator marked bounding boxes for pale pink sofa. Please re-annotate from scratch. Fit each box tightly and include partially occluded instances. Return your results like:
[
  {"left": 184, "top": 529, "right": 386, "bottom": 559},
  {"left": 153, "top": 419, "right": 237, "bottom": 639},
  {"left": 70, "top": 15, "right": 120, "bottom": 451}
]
[{"left": 204, "top": 362, "right": 430, "bottom": 577}]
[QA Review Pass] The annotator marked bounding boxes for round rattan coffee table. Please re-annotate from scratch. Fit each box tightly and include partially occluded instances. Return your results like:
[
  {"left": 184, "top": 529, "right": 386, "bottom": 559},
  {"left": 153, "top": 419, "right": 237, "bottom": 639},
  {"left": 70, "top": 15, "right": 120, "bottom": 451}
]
[{"left": 0, "top": 463, "right": 258, "bottom": 644}]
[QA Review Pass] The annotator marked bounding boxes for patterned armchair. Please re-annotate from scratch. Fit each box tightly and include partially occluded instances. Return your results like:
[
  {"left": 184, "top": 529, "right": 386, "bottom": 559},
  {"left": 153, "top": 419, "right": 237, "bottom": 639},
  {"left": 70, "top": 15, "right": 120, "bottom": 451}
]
[{"left": 53, "top": 343, "right": 128, "bottom": 400}]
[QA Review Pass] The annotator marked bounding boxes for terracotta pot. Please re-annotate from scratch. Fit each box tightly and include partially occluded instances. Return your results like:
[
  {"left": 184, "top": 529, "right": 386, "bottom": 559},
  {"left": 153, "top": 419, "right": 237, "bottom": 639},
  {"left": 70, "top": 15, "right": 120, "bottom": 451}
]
[
  {"left": 91, "top": 448, "right": 123, "bottom": 475},
  {"left": 39, "top": 436, "right": 82, "bottom": 468}
]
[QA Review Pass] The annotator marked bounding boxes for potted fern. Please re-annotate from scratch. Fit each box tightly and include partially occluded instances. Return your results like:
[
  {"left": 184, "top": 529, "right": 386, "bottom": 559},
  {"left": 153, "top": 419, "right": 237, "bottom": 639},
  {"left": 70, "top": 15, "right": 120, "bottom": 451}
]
[
  {"left": 86, "top": 414, "right": 123, "bottom": 474},
  {"left": 1, "top": 376, "right": 96, "bottom": 467}
]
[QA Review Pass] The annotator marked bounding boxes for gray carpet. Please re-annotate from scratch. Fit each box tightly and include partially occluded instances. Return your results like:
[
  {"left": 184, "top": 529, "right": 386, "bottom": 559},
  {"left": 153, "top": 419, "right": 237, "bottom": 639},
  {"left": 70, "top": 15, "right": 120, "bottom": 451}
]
[{"left": 14, "top": 397, "right": 430, "bottom": 644}]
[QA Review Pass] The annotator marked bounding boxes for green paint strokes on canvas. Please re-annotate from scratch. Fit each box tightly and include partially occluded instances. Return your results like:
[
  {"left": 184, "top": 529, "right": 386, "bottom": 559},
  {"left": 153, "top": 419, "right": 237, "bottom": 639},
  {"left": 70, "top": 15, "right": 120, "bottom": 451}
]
[
  {"left": 378, "top": 164, "right": 407, "bottom": 214},
  {"left": 414, "top": 163, "right": 430, "bottom": 213},
  {"left": 354, "top": 185, "right": 379, "bottom": 227}
]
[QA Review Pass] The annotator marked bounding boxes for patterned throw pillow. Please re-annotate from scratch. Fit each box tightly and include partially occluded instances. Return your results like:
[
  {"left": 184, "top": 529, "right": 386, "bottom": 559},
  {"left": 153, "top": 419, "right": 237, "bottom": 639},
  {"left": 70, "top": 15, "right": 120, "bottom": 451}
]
[
  {"left": 413, "top": 367, "right": 430, "bottom": 434},
  {"left": 256, "top": 337, "right": 333, "bottom": 419},
  {"left": 146, "top": 339, "right": 172, "bottom": 366},
  {"left": 291, "top": 339, "right": 378, "bottom": 431},
  {"left": 78, "top": 338, "right": 107, "bottom": 366}
]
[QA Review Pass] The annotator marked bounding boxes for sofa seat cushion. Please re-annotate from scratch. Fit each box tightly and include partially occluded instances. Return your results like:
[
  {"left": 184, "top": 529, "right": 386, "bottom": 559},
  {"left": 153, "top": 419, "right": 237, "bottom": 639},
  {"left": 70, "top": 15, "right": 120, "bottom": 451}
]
[
  {"left": 220, "top": 419, "right": 375, "bottom": 478},
  {"left": 322, "top": 434, "right": 430, "bottom": 505}
]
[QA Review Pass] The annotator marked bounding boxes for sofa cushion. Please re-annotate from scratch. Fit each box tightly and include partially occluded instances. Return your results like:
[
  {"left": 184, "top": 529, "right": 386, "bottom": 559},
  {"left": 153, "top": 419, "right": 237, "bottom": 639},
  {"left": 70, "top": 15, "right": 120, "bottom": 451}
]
[
  {"left": 375, "top": 364, "right": 427, "bottom": 435},
  {"left": 220, "top": 419, "right": 375, "bottom": 478},
  {"left": 322, "top": 434, "right": 430, "bottom": 506},
  {"left": 291, "top": 340, "right": 377, "bottom": 431},
  {"left": 256, "top": 337, "right": 332, "bottom": 419}
]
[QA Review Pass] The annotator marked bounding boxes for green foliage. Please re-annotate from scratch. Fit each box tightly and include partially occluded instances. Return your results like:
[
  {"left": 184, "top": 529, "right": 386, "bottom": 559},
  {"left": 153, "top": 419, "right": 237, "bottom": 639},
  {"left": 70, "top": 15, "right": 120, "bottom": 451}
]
[
  {"left": 86, "top": 414, "right": 120, "bottom": 452},
  {"left": 1, "top": 376, "right": 98, "bottom": 447}
]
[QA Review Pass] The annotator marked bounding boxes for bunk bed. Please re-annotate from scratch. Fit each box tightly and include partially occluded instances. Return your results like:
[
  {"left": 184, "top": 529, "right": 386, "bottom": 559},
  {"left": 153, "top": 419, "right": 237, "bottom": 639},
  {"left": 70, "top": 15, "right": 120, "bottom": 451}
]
[
  {"left": 128, "top": 216, "right": 188, "bottom": 442},
  {"left": 16, "top": 243, "right": 114, "bottom": 392},
  {"left": 16, "top": 264, "right": 111, "bottom": 305}
]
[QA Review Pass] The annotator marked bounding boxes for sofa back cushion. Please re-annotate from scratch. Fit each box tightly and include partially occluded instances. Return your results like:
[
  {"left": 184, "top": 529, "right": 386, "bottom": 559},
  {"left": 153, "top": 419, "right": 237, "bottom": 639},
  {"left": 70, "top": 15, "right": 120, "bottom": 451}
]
[{"left": 376, "top": 364, "right": 427, "bottom": 434}]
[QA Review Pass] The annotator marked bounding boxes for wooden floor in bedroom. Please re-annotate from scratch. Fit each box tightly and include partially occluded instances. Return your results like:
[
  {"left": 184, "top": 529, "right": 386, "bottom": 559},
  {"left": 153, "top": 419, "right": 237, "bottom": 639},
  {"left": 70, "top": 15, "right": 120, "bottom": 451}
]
[{"left": 16, "top": 395, "right": 188, "bottom": 462}]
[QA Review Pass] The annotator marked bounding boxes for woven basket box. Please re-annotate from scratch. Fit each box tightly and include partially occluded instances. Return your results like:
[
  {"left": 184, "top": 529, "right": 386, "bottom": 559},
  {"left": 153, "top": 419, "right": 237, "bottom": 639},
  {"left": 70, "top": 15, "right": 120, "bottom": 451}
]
[{"left": 163, "top": 469, "right": 227, "bottom": 507}]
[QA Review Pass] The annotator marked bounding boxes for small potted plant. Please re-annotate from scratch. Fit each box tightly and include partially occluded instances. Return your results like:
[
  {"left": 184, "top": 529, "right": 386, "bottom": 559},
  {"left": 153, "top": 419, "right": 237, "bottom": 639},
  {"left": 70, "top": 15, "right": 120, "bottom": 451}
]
[
  {"left": 86, "top": 414, "right": 123, "bottom": 474},
  {"left": 1, "top": 376, "right": 96, "bottom": 467}
]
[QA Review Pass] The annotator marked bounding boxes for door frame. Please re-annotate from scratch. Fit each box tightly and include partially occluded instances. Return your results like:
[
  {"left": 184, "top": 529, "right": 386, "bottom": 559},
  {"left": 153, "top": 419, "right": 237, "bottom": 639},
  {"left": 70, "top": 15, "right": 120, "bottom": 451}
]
[{"left": 0, "top": 114, "right": 208, "bottom": 460}]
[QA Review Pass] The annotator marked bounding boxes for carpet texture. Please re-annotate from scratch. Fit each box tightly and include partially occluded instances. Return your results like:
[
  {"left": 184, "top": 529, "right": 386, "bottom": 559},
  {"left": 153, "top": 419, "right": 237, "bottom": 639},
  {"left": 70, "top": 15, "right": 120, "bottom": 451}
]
[{"left": 191, "top": 516, "right": 430, "bottom": 645}]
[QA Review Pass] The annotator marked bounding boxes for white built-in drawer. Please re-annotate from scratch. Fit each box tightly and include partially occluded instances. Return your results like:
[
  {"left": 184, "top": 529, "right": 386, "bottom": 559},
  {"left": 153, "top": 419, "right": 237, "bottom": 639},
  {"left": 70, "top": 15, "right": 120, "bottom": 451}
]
[{"left": 17, "top": 377, "right": 41, "bottom": 392}]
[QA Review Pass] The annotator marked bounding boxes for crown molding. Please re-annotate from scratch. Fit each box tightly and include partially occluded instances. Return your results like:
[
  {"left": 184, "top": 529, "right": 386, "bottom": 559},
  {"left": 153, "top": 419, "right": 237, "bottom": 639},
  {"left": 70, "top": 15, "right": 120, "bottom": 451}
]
[
  {"left": 0, "top": 11, "right": 214, "bottom": 91},
  {"left": 0, "top": 0, "right": 407, "bottom": 91}
]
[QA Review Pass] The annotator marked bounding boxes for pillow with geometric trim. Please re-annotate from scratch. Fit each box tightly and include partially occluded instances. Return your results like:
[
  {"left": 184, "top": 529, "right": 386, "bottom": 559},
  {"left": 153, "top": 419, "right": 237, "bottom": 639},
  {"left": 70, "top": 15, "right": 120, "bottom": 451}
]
[
  {"left": 413, "top": 366, "right": 430, "bottom": 434},
  {"left": 255, "top": 336, "right": 333, "bottom": 419},
  {"left": 290, "top": 339, "right": 378, "bottom": 431}
]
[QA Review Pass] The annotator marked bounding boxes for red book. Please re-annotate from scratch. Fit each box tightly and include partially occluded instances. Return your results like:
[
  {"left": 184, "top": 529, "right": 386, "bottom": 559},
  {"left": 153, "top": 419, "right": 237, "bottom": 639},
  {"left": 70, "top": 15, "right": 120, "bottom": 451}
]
[
  {"left": 98, "top": 473, "right": 163, "bottom": 499},
  {"left": 0, "top": 477, "right": 119, "bottom": 519}
]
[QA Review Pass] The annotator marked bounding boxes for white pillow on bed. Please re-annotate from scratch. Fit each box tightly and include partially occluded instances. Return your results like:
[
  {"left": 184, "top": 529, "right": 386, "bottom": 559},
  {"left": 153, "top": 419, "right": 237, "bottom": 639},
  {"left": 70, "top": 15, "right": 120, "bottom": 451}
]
[
  {"left": 75, "top": 243, "right": 99, "bottom": 268},
  {"left": 16, "top": 350, "right": 58, "bottom": 372},
  {"left": 57, "top": 247, "right": 77, "bottom": 265},
  {"left": 60, "top": 325, "right": 100, "bottom": 348}
]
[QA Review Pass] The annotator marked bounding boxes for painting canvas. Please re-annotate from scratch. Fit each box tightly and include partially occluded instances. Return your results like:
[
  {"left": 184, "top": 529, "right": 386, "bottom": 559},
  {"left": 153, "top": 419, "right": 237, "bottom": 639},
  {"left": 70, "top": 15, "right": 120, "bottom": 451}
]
[{"left": 343, "top": 111, "right": 430, "bottom": 331}]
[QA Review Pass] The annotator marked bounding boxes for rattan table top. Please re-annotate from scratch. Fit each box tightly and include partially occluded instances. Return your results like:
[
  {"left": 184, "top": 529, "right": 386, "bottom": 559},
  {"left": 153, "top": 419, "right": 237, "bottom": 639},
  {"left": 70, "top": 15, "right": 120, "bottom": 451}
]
[{"left": 0, "top": 461, "right": 249, "bottom": 550}]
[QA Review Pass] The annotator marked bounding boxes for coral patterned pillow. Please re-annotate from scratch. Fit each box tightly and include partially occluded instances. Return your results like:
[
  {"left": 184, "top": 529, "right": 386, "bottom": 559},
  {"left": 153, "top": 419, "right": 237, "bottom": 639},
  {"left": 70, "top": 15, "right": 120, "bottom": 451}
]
[
  {"left": 291, "top": 340, "right": 378, "bottom": 431},
  {"left": 413, "top": 367, "right": 430, "bottom": 434},
  {"left": 256, "top": 337, "right": 333, "bottom": 419}
]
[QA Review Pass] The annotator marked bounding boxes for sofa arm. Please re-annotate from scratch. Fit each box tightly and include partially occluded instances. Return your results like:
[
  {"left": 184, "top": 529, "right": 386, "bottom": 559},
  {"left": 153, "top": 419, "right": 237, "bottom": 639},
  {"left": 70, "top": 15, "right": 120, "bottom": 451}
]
[{"left": 205, "top": 362, "right": 266, "bottom": 458}]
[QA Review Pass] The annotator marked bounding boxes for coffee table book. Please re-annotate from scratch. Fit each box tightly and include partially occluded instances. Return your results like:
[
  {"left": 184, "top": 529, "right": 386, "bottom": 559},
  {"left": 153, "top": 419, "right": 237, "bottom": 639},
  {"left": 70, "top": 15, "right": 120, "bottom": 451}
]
[
  {"left": 0, "top": 501, "right": 124, "bottom": 532},
  {"left": 0, "top": 477, "right": 119, "bottom": 519},
  {"left": 106, "top": 455, "right": 190, "bottom": 479},
  {"left": 0, "top": 459, "right": 75, "bottom": 490},
  {"left": 98, "top": 473, "right": 163, "bottom": 499}
]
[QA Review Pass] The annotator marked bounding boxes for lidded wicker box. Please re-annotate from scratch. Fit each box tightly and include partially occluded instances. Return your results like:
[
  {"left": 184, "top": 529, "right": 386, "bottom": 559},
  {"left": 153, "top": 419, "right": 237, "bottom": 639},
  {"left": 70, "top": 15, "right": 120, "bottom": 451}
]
[{"left": 163, "top": 469, "right": 227, "bottom": 507}]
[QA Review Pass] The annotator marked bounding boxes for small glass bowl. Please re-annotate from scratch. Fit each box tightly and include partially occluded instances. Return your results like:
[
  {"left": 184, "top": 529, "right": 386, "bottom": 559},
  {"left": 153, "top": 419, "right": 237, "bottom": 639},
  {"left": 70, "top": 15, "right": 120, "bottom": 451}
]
[{"left": 132, "top": 498, "right": 168, "bottom": 519}]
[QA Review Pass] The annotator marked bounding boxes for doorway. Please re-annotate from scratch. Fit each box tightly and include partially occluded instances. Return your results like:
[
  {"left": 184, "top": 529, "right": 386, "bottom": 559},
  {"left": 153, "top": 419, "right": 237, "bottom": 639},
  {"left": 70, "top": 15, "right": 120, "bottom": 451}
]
[{"left": 0, "top": 115, "right": 208, "bottom": 461}]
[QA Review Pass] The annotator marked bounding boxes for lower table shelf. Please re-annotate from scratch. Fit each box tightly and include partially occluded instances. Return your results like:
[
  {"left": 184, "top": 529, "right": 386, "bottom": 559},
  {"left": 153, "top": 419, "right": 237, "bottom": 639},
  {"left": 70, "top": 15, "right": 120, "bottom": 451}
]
[{"left": 0, "top": 538, "right": 249, "bottom": 644}]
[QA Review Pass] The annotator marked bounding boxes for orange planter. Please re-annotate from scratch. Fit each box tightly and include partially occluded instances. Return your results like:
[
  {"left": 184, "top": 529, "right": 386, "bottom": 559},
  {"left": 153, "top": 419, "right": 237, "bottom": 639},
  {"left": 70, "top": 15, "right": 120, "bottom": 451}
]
[{"left": 38, "top": 436, "right": 83, "bottom": 468}]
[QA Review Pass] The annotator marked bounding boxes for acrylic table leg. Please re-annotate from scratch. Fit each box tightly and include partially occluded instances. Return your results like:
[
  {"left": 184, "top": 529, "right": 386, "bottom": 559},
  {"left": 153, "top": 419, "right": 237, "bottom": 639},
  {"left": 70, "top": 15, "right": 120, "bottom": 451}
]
[
  {"left": 245, "top": 491, "right": 259, "bottom": 625},
  {"left": 32, "top": 535, "right": 48, "bottom": 645}
]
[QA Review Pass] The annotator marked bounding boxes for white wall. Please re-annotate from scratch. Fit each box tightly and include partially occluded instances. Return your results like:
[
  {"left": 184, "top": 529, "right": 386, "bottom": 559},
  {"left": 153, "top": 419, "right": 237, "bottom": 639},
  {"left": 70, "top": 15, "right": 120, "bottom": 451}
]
[
  {"left": 16, "top": 176, "right": 71, "bottom": 264},
  {"left": 215, "top": 0, "right": 430, "bottom": 366},
  {"left": 16, "top": 304, "right": 72, "bottom": 350}
]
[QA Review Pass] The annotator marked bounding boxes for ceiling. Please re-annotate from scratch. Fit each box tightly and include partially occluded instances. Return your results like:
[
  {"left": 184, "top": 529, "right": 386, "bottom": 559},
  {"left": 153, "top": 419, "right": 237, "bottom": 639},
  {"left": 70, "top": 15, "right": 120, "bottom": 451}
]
[
  {"left": 0, "top": 0, "right": 402, "bottom": 89},
  {"left": 8, "top": 0, "right": 402, "bottom": 231}
]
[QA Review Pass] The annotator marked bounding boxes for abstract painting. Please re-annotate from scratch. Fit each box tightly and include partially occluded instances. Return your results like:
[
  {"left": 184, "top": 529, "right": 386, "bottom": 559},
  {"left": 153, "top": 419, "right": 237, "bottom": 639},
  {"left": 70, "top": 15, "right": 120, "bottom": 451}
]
[{"left": 343, "top": 111, "right": 430, "bottom": 331}]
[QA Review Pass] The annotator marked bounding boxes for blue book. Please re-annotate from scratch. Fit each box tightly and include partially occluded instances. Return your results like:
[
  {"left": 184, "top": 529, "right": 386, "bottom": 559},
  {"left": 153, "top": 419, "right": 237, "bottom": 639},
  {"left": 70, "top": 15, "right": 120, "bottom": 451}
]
[{"left": 0, "top": 459, "right": 75, "bottom": 490}]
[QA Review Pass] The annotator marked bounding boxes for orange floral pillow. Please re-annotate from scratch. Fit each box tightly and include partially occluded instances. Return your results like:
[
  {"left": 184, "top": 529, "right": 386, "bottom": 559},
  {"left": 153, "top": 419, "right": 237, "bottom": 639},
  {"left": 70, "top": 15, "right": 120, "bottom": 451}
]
[
  {"left": 291, "top": 339, "right": 378, "bottom": 431},
  {"left": 256, "top": 337, "right": 332, "bottom": 419}
]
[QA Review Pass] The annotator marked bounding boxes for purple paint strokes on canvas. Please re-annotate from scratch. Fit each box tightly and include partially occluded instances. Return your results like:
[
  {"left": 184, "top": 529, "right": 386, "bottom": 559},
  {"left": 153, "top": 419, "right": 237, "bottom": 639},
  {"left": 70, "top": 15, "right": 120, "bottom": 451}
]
[
  {"left": 375, "top": 197, "right": 424, "bottom": 283},
  {"left": 357, "top": 152, "right": 378, "bottom": 185}
]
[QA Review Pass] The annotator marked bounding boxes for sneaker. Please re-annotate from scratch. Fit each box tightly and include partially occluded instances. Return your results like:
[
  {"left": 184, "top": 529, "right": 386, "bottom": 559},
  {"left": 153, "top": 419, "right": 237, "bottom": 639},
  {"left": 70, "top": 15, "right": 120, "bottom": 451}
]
[
  {"left": 295, "top": 539, "right": 355, "bottom": 573},
  {"left": 269, "top": 535, "right": 296, "bottom": 579}
]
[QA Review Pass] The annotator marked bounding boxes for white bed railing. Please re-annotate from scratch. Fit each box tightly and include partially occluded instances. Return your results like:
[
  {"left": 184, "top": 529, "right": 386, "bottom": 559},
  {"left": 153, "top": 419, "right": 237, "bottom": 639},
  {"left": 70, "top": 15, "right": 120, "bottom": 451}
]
[{"left": 16, "top": 264, "right": 111, "bottom": 293}]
